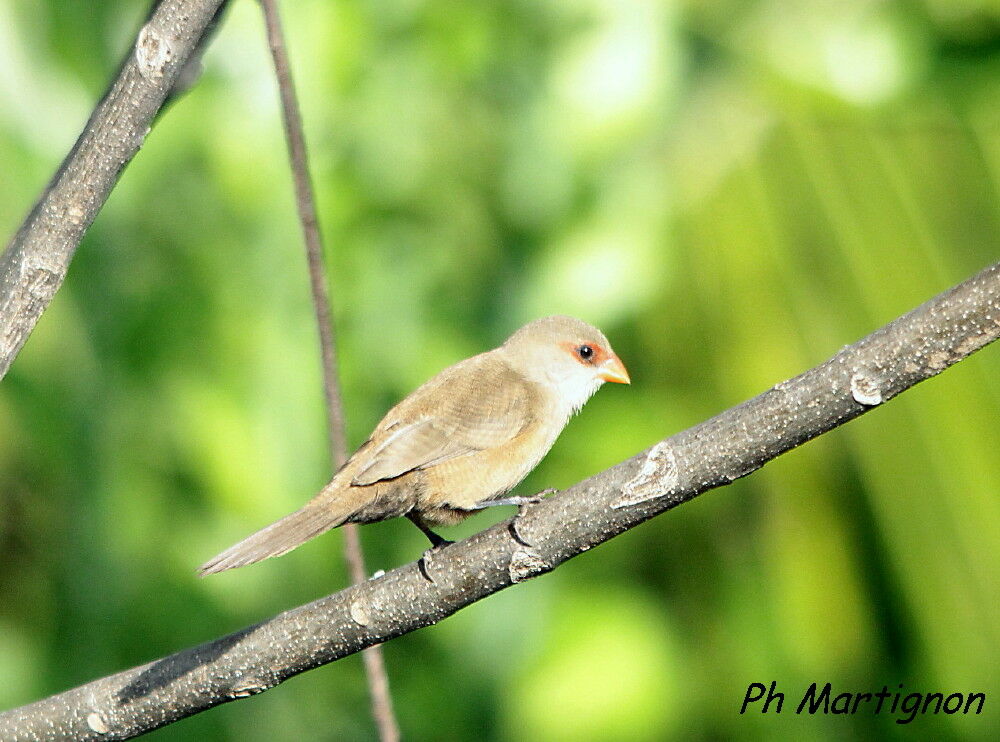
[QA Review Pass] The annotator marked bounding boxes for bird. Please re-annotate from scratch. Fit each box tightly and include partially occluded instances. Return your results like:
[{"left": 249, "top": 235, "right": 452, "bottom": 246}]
[{"left": 198, "top": 315, "right": 629, "bottom": 575}]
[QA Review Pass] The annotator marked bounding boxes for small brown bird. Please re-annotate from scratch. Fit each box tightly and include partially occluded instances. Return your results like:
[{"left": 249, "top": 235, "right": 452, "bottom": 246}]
[{"left": 198, "top": 315, "right": 629, "bottom": 575}]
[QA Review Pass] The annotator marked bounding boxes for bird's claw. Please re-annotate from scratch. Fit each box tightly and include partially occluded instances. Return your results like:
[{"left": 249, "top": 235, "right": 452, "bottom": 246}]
[
  {"left": 418, "top": 540, "right": 453, "bottom": 583},
  {"left": 508, "top": 489, "right": 554, "bottom": 547}
]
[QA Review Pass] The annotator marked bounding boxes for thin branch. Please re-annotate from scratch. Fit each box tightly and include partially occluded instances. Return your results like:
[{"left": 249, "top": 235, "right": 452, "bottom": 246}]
[
  {"left": 0, "top": 0, "right": 226, "bottom": 380},
  {"left": 2, "top": 263, "right": 997, "bottom": 741},
  {"left": 258, "top": 0, "right": 347, "bottom": 466},
  {"left": 258, "top": 1, "right": 399, "bottom": 740}
]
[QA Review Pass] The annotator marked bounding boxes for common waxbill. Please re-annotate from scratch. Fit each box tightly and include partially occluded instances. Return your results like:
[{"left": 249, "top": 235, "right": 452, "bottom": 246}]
[{"left": 198, "top": 315, "right": 629, "bottom": 575}]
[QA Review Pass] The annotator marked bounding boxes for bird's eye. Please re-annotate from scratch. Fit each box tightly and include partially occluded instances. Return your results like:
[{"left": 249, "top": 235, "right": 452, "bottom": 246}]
[{"left": 577, "top": 344, "right": 595, "bottom": 361}]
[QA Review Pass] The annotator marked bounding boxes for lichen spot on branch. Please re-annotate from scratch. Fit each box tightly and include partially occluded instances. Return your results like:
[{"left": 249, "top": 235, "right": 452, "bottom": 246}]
[
  {"left": 613, "top": 441, "right": 678, "bottom": 508},
  {"left": 850, "top": 370, "right": 884, "bottom": 406},
  {"left": 349, "top": 599, "right": 371, "bottom": 626},
  {"left": 509, "top": 548, "right": 548, "bottom": 582},
  {"left": 86, "top": 712, "right": 109, "bottom": 734},
  {"left": 135, "top": 25, "right": 174, "bottom": 80},
  {"left": 228, "top": 677, "right": 269, "bottom": 699}
]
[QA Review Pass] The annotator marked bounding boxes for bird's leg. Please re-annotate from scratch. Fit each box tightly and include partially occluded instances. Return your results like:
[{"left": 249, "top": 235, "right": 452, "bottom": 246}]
[
  {"left": 406, "top": 512, "right": 453, "bottom": 548},
  {"left": 408, "top": 512, "right": 452, "bottom": 583},
  {"left": 468, "top": 488, "right": 557, "bottom": 511},
  {"left": 467, "top": 495, "right": 540, "bottom": 510}
]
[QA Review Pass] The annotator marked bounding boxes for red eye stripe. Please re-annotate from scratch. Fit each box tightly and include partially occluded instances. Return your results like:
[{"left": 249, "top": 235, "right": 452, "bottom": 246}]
[{"left": 560, "top": 340, "right": 607, "bottom": 365}]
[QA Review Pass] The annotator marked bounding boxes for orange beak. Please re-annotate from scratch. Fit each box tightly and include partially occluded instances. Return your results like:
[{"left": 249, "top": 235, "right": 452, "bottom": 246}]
[{"left": 598, "top": 354, "right": 631, "bottom": 384}]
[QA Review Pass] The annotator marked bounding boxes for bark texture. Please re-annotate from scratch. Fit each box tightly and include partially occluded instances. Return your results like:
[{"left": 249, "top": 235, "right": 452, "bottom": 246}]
[{"left": 0, "top": 0, "right": 226, "bottom": 379}]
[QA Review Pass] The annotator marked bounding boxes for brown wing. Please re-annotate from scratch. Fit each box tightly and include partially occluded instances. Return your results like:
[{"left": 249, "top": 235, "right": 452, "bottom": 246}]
[{"left": 351, "top": 352, "right": 537, "bottom": 485}]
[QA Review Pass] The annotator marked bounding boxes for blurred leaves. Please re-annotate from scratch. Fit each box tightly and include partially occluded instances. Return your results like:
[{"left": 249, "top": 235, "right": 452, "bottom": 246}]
[{"left": 0, "top": 0, "right": 998, "bottom": 739}]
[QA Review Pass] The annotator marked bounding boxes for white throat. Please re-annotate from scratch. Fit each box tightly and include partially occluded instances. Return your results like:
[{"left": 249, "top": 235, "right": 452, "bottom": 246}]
[{"left": 541, "top": 366, "right": 604, "bottom": 421}]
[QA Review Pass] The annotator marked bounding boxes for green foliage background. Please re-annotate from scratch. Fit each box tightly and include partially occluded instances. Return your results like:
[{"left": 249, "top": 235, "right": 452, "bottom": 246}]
[{"left": 1, "top": 0, "right": 998, "bottom": 739}]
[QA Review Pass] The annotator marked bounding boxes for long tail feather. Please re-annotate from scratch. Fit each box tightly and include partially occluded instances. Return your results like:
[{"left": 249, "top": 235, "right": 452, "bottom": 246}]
[{"left": 198, "top": 497, "right": 353, "bottom": 576}]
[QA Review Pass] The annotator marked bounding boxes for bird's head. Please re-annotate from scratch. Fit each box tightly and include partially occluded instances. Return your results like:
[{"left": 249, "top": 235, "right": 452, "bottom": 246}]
[{"left": 502, "top": 315, "right": 630, "bottom": 415}]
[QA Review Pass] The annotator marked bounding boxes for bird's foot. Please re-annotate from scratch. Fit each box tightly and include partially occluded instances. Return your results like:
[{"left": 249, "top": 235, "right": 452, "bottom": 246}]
[
  {"left": 417, "top": 538, "right": 453, "bottom": 583},
  {"left": 407, "top": 512, "right": 452, "bottom": 549},
  {"left": 406, "top": 512, "right": 453, "bottom": 582},
  {"left": 470, "top": 495, "right": 537, "bottom": 509},
  {"left": 469, "top": 488, "right": 556, "bottom": 511},
  {"left": 507, "top": 489, "right": 555, "bottom": 547}
]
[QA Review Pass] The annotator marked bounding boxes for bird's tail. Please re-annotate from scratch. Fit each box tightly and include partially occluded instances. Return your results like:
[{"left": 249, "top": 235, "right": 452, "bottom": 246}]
[{"left": 198, "top": 486, "right": 360, "bottom": 576}]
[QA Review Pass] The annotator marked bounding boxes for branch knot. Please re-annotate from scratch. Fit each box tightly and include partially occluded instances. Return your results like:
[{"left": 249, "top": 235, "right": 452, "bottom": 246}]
[
  {"left": 613, "top": 441, "right": 678, "bottom": 508},
  {"left": 509, "top": 548, "right": 549, "bottom": 582},
  {"left": 135, "top": 25, "right": 174, "bottom": 81}
]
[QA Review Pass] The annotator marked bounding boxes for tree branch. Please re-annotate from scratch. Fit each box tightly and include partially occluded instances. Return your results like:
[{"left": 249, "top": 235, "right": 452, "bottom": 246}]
[
  {"left": 258, "top": 0, "right": 399, "bottom": 739},
  {"left": 2, "top": 262, "right": 997, "bottom": 740},
  {"left": 0, "top": 0, "right": 226, "bottom": 380}
]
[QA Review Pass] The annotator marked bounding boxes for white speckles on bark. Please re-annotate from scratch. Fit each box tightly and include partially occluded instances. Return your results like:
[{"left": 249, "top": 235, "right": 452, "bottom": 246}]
[{"left": 0, "top": 0, "right": 226, "bottom": 381}]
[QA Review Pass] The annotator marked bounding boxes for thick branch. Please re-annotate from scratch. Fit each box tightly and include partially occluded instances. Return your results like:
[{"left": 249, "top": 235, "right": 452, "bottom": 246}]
[
  {"left": 2, "top": 262, "right": 998, "bottom": 740},
  {"left": 0, "top": 0, "right": 226, "bottom": 380}
]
